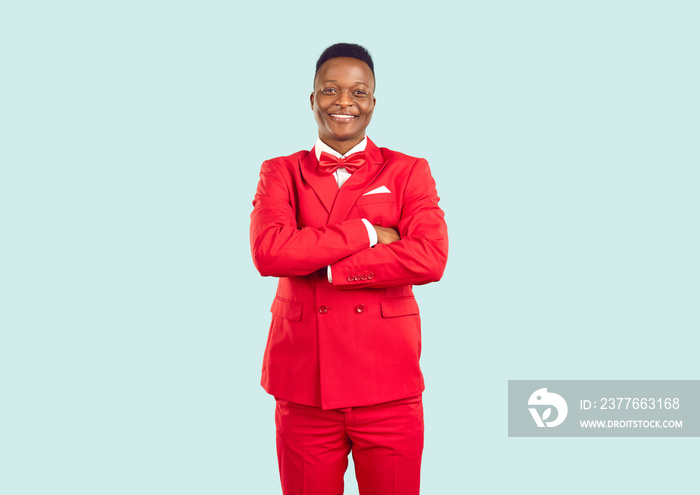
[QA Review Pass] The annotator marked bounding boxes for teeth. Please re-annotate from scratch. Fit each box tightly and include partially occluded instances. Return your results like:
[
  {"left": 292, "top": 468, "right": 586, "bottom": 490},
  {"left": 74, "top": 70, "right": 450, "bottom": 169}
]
[{"left": 331, "top": 114, "right": 355, "bottom": 118}]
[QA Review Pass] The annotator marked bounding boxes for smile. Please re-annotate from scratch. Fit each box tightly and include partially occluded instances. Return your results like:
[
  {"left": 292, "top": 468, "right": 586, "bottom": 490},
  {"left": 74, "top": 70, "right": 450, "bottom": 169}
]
[{"left": 329, "top": 114, "right": 358, "bottom": 122}]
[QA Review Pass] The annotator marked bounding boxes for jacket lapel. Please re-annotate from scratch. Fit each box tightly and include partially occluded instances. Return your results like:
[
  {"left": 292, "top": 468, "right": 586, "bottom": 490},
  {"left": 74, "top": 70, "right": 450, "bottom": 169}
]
[
  {"left": 299, "top": 149, "right": 339, "bottom": 214},
  {"left": 328, "top": 138, "right": 387, "bottom": 225}
]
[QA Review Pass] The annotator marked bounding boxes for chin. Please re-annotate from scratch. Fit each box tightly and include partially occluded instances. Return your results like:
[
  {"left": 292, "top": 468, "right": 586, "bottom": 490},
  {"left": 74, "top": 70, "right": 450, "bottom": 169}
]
[{"left": 329, "top": 128, "right": 360, "bottom": 139}]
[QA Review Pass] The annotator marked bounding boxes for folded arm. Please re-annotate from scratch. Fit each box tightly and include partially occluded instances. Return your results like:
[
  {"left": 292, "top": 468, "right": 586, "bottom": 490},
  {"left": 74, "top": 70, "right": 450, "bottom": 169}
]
[
  {"left": 330, "top": 158, "right": 449, "bottom": 289},
  {"left": 250, "top": 160, "right": 370, "bottom": 277}
]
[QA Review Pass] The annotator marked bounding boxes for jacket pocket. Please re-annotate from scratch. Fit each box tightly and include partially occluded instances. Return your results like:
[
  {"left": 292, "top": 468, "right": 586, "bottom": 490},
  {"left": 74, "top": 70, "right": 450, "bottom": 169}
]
[
  {"left": 380, "top": 297, "right": 420, "bottom": 318},
  {"left": 270, "top": 296, "right": 303, "bottom": 322},
  {"left": 356, "top": 194, "right": 395, "bottom": 206}
]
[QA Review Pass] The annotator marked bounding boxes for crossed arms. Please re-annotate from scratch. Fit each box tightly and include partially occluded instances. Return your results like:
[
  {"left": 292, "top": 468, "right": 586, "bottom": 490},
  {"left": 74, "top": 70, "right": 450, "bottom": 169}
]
[{"left": 250, "top": 157, "right": 448, "bottom": 289}]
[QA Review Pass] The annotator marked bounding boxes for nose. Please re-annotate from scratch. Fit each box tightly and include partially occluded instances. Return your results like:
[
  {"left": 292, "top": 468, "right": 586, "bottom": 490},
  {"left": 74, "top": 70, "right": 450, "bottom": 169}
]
[{"left": 335, "top": 89, "right": 354, "bottom": 108}]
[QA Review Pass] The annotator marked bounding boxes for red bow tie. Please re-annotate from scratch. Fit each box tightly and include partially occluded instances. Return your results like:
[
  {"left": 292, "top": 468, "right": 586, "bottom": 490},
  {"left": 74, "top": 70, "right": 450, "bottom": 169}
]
[{"left": 318, "top": 151, "right": 366, "bottom": 175}]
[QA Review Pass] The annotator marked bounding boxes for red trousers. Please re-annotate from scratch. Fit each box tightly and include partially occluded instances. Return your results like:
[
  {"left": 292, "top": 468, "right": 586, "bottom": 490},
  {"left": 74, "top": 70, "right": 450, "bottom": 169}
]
[{"left": 275, "top": 395, "right": 424, "bottom": 495}]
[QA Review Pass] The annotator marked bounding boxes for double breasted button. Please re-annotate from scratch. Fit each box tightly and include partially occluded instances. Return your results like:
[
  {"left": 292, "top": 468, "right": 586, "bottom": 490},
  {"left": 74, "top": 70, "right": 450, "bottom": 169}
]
[
  {"left": 355, "top": 304, "right": 366, "bottom": 313},
  {"left": 318, "top": 305, "right": 329, "bottom": 314}
]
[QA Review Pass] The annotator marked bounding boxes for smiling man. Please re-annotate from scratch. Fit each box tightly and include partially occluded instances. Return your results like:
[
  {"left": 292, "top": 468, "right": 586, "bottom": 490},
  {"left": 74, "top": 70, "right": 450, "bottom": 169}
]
[
  {"left": 250, "top": 43, "right": 448, "bottom": 495},
  {"left": 312, "top": 55, "right": 375, "bottom": 154}
]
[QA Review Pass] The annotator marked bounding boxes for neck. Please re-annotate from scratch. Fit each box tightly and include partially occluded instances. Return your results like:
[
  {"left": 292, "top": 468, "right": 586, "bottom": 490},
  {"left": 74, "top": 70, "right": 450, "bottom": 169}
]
[{"left": 320, "top": 136, "right": 365, "bottom": 156}]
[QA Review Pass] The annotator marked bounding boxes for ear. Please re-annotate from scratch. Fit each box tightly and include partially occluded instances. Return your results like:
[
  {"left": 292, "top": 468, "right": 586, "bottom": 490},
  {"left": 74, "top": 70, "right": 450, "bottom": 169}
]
[{"left": 310, "top": 92, "right": 314, "bottom": 110}]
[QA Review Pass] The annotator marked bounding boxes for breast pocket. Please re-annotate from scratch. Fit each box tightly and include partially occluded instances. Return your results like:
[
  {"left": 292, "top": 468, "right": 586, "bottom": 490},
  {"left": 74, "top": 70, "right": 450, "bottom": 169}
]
[{"left": 354, "top": 194, "right": 399, "bottom": 226}]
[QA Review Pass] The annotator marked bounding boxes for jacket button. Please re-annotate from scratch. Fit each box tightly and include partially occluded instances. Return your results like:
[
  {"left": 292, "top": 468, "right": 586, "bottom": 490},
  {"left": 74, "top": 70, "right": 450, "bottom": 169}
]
[
  {"left": 360, "top": 274, "right": 368, "bottom": 280},
  {"left": 318, "top": 305, "right": 329, "bottom": 314},
  {"left": 367, "top": 272, "right": 374, "bottom": 280},
  {"left": 355, "top": 304, "right": 366, "bottom": 313},
  {"left": 347, "top": 275, "right": 354, "bottom": 282}
]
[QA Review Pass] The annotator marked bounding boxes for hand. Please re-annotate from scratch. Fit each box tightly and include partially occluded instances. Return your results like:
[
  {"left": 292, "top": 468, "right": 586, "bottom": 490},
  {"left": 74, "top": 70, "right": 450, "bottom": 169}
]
[{"left": 373, "top": 225, "right": 400, "bottom": 245}]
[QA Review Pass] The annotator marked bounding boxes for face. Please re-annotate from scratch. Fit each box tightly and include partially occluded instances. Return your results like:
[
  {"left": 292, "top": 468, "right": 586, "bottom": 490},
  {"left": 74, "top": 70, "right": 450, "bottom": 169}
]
[{"left": 310, "top": 57, "right": 376, "bottom": 154}]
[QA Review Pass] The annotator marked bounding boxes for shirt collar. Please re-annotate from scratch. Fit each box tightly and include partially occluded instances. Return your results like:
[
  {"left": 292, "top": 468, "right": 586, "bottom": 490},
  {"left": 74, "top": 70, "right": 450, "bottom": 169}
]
[{"left": 314, "top": 136, "right": 368, "bottom": 161}]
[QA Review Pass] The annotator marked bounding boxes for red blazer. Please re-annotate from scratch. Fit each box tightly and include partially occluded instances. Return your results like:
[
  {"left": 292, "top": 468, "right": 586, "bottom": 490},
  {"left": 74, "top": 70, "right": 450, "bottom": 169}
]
[{"left": 250, "top": 138, "right": 448, "bottom": 410}]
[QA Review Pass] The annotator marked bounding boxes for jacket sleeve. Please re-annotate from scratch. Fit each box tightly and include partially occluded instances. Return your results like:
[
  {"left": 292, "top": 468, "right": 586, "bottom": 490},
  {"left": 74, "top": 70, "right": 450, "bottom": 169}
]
[
  {"left": 329, "top": 158, "right": 448, "bottom": 289},
  {"left": 250, "top": 159, "right": 370, "bottom": 277}
]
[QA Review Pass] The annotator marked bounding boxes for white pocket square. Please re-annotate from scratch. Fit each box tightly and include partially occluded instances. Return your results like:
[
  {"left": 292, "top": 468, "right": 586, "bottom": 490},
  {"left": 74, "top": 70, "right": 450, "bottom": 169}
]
[{"left": 362, "top": 186, "right": 391, "bottom": 196}]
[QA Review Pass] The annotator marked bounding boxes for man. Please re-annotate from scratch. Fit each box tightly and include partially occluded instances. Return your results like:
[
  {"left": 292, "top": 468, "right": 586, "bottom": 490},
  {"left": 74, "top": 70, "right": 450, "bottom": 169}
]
[{"left": 250, "top": 43, "right": 448, "bottom": 495}]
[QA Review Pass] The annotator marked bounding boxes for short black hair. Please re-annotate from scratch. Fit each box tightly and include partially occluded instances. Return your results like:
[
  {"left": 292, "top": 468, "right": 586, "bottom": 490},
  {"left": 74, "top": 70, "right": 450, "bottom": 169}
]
[{"left": 314, "top": 43, "right": 375, "bottom": 84}]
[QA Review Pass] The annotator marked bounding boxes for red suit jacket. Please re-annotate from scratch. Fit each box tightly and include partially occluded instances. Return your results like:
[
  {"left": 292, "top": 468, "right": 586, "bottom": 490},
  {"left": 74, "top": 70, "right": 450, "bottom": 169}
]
[{"left": 250, "top": 138, "right": 448, "bottom": 410}]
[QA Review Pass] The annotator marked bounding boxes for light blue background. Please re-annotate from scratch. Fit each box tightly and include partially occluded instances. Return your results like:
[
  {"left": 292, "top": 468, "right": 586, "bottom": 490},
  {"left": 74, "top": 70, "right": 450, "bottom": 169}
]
[{"left": 2, "top": 1, "right": 698, "bottom": 494}]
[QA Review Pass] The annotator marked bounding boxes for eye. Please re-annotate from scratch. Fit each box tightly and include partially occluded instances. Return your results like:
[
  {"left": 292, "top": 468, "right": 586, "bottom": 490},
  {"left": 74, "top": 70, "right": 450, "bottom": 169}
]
[
  {"left": 353, "top": 90, "right": 368, "bottom": 97},
  {"left": 321, "top": 88, "right": 337, "bottom": 94}
]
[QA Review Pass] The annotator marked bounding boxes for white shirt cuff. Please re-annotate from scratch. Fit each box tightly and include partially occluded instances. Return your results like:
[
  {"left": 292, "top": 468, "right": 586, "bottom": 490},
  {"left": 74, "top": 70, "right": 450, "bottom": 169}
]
[
  {"left": 362, "top": 218, "right": 378, "bottom": 247},
  {"left": 327, "top": 265, "right": 333, "bottom": 283}
]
